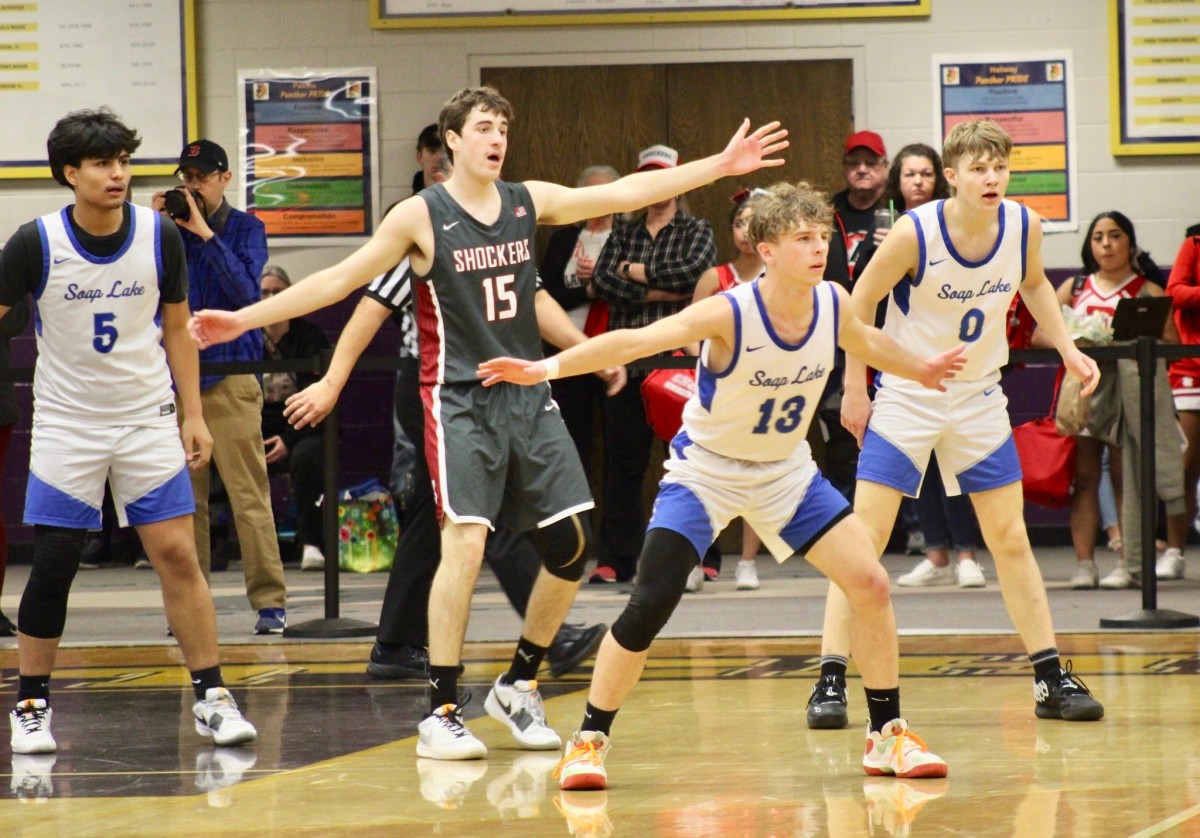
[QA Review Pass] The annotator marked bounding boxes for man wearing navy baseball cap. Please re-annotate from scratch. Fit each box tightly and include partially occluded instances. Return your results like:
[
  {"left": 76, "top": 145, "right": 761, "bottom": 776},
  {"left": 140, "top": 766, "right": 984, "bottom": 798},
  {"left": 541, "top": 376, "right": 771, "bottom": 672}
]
[{"left": 152, "top": 141, "right": 289, "bottom": 636}]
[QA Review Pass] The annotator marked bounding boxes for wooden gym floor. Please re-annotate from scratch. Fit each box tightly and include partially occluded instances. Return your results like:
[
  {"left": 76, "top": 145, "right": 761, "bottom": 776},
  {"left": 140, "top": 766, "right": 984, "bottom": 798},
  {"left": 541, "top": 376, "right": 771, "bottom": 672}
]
[{"left": 4, "top": 631, "right": 1200, "bottom": 837}]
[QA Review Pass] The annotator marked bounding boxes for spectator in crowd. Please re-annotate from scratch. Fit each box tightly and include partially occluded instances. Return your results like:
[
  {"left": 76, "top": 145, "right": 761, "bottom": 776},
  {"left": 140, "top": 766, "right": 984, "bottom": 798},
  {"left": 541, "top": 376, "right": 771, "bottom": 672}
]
[
  {"left": 833, "top": 130, "right": 889, "bottom": 280},
  {"left": 1033, "top": 211, "right": 1181, "bottom": 588},
  {"left": 1166, "top": 221, "right": 1200, "bottom": 555},
  {"left": 0, "top": 297, "right": 27, "bottom": 635},
  {"left": 412, "top": 123, "right": 443, "bottom": 194},
  {"left": 259, "top": 265, "right": 331, "bottom": 572},
  {"left": 539, "top": 164, "right": 621, "bottom": 480},
  {"left": 811, "top": 131, "right": 889, "bottom": 513},
  {"left": 684, "top": 188, "right": 765, "bottom": 592},
  {"left": 589, "top": 144, "right": 716, "bottom": 584},
  {"left": 152, "top": 139, "right": 287, "bottom": 635}
]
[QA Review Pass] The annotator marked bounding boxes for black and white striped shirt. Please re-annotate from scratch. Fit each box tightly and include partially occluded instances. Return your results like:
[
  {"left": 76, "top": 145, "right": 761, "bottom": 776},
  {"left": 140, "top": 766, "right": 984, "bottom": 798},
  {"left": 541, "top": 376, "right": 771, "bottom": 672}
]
[{"left": 365, "top": 257, "right": 417, "bottom": 358}]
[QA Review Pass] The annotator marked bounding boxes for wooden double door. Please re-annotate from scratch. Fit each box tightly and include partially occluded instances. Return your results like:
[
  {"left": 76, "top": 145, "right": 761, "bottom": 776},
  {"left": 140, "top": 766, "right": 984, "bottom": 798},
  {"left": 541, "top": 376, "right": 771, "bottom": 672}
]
[{"left": 483, "top": 59, "right": 854, "bottom": 261}]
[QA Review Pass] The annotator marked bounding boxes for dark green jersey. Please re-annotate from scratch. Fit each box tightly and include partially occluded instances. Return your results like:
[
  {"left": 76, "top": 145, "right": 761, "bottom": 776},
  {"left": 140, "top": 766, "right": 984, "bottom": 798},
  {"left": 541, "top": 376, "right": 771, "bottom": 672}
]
[{"left": 414, "top": 181, "right": 542, "bottom": 386}]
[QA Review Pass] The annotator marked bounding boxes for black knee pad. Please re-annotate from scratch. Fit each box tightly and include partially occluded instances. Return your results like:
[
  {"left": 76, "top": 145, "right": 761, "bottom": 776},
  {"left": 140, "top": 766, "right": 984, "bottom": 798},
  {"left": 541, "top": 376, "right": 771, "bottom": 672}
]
[
  {"left": 18, "top": 526, "right": 86, "bottom": 639},
  {"left": 610, "top": 529, "right": 699, "bottom": 653},
  {"left": 533, "top": 513, "right": 591, "bottom": 582}
]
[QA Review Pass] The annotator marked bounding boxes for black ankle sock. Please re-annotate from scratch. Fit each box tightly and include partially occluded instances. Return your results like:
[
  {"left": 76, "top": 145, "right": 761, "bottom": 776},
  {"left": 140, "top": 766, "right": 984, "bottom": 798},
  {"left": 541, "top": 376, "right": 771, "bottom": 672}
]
[
  {"left": 504, "top": 636, "right": 549, "bottom": 684},
  {"left": 429, "top": 665, "right": 459, "bottom": 711},
  {"left": 819, "top": 655, "right": 848, "bottom": 682},
  {"left": 189, "top": 666, "right": 224, "bottom": 701},
  {"left": 581, "top": 702, "right": 618, "bottom": 736},
  {"left": 1030, "top": 648, "right": 1061, "bottom": 683},
  {"left": 18, "top": 675, "right": 50, "bottom": 703},
  {"left": 865, "top": 687, "right": 901, "bottom": 733}
]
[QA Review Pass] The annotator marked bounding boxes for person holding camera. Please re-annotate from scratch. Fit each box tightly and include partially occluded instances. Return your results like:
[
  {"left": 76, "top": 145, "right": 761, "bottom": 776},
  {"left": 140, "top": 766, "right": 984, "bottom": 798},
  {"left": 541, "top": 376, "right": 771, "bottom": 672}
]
[{"left": 152, "top": 139, "right": 287, "bottom": 635}]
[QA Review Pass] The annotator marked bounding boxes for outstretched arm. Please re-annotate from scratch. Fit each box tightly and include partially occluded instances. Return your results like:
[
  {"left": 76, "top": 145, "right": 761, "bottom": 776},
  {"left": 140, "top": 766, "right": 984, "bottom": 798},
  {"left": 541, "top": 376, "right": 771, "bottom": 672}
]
[
  {"left": 534, "top": 289, "right": 626, "bottom": 394},
  {"left": 284, "top": 296, "right": 392, "bottom": 429},
  {"left": 526, "top": 120, "right": 788, "bottom": 226},
  {"left": 189, "top": 197, "right": 428, "bottom": 348},
  {"left": 479, "top": 294, "right": 732, "bottom": 386},
  {"left": 836, "top": 285, "right": 966, "bottom": 394}
]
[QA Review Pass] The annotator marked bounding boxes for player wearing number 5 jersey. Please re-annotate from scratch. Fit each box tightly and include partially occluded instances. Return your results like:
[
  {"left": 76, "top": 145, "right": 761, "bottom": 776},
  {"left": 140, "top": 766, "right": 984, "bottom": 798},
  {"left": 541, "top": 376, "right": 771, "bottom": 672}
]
[
  {"left": 479, "top": 182, "right": 961, "bottom": 790},
  {"left": 188, "top": 86, "right": 790, "bottom": 760},
  {"left": 811, "top": 119, "right": 1105, "bottom": 731},
  {"left": 0, "top": 109, "right": 255, "bottom": 759}
]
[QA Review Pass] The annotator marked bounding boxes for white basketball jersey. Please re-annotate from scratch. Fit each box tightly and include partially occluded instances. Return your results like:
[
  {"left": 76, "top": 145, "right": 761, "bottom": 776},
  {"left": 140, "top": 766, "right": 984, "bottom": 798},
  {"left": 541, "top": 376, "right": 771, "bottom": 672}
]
[
  {"left": 681, "top": 280, "right": 836, "bottom": 463},
  {"left": 33, "top": 204, "right": 176, "bottom": 426},
  {"left": 1072, "top": 273, "right": 1147, "bottom": 322},
  {"left": 881, "top": 199, "right": 1028, "bottom": 384}
]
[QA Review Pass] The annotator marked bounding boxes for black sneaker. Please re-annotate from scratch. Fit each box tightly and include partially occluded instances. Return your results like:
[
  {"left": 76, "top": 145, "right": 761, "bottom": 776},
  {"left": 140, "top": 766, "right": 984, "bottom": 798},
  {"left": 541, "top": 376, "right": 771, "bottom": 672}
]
[
  {"left": 366, "top": 643, "right": 429, "bottom": 680},
  {"left": 806, "top": 674, "right": 849, "bottom": 730},
  {"left": 547, "top": 623, "right": 607, "bottom": 678},
  {"left": 1034, "top": 661, "right": 1104, "bottom": 721}
]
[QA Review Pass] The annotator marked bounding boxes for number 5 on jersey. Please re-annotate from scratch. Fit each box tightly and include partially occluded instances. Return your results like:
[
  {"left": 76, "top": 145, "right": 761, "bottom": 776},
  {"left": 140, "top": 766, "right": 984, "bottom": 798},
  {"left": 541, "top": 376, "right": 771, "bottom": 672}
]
[{"left": 93, "top": 312, "right": 118, "bottom": 353}]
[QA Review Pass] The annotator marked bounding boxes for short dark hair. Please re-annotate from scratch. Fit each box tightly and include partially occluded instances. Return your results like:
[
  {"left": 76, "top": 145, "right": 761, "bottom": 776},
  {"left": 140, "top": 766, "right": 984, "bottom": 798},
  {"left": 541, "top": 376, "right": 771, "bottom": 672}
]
[
  {"left": 47, "top": 108, "right": 141, "bottom": 188},
  {"left": 438, "top": 86, "right": 513, "bottom": 164},
  {"left": 416, "top": 123, "right": 441, "bottom": 153}
]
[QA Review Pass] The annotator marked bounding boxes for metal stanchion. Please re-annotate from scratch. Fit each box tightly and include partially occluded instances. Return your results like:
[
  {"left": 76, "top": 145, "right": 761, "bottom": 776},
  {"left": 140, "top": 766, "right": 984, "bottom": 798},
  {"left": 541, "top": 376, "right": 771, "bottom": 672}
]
[
  {"left": 283, "top": 350, "right": 377, "bottom": 638},
  {"left": 1099, "top": 337, "right": 1199, "bottom": 629}
]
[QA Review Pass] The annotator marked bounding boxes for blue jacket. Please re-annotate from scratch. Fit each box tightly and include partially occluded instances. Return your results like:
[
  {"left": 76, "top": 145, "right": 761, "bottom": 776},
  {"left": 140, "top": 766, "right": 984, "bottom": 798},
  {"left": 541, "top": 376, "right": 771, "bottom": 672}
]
[{"left": 180, "top": 201, "right": 267, "bottom": 391}]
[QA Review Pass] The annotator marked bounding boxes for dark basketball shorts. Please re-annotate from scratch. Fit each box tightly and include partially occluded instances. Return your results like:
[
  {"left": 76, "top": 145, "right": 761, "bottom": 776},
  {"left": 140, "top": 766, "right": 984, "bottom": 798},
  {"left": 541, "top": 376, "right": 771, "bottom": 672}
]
[{"left": 423, "top": 380, "right": 593, "bottom": 531}]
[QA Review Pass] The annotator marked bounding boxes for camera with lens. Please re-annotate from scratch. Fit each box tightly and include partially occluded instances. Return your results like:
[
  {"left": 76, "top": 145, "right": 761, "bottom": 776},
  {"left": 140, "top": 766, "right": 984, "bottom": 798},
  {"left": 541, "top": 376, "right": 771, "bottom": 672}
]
[{"left": 163, "top": 187, "right": 203, "bottom": 222}]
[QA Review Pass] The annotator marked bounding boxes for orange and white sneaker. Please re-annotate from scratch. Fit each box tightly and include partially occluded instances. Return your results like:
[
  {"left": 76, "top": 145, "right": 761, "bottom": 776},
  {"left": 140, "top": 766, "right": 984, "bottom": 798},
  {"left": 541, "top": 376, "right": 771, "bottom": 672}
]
[
  {"left": 553, "top": 730, "right": 609, "bottom": 790},
  {"left": 554, "top": 790, "right": 613, "bottom": 838},
  {"left": 862, "top": 719, "right": 948, "bottom": 779}
]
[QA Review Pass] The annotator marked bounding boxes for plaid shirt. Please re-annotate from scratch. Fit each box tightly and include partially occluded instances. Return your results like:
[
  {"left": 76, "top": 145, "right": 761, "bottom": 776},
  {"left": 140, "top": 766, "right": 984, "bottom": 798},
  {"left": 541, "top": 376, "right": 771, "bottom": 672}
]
[{"left": 592, "top": 211, "right": 715, "bottom": 335}]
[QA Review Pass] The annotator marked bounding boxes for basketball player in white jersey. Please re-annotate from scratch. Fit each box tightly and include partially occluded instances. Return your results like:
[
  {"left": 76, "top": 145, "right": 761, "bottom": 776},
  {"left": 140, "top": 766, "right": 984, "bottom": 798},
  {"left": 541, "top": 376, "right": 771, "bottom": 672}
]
[
  {"left": 808, "top": 119, "right": 1105, "bottom": 730},
  {"left": 479, "top": 182, "right": 962, "bottom": 790},
  {"left": 189, "top": 87, "right": 787, "bottom": 761},
  {"left": 0, "top": 109, "right": 255, "bottom": 759}
]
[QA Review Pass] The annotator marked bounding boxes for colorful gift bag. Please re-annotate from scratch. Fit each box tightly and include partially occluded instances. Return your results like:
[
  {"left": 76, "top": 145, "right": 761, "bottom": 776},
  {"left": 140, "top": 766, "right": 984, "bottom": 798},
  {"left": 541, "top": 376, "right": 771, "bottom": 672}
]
[{"left": 337, "top": 478, "right": 398, "bottom": 573}]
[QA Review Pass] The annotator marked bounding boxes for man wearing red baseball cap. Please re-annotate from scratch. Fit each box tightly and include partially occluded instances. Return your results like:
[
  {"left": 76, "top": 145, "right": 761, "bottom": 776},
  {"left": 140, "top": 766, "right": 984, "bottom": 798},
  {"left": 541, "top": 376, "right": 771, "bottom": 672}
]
[{"left": 834, "top": 130, "right": 889, "bottom": 276}]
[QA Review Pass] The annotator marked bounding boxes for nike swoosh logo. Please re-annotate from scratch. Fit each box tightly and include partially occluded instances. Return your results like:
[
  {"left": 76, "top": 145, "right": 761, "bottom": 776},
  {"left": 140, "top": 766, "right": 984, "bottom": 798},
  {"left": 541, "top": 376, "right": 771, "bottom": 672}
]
[
  {"left": 929, "top": 258, "right": 949, "bottom": 267},
  {"left": 544, "top": 403, "right": 555, "bottom": 412},
  {"left": 192, "top": 678, "right": 202, "bottom": 685},
  {"left": 53, "top": 256, "right": 72, "bottom": 264},
  {"left": 584, "top": 710, "right": 593, "bottom": 720},
  {"left": 746, "top": 344, "right": 765, "bottom": 352},
  {"left": 443, "top": 221, "right": 460, "bottom": 230},
  {"left": 983, "top": 387, "right": 997, "bottom": 396},
  {"left": 517, "top": 650, "right": 533, "bottom": 662},
  {"left": 429, "top": 678, "right": 439, "bottom": 690}
]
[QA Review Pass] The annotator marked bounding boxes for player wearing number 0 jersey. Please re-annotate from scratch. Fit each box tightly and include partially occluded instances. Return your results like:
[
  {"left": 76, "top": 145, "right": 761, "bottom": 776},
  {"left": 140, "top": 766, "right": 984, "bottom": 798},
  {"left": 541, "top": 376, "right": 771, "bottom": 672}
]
[
  {"left": 817, "top": 120, "right": 1104, "bottom": 732},
  {"left": 860, "top": 197, "right": 1028, "bottom": 497}
]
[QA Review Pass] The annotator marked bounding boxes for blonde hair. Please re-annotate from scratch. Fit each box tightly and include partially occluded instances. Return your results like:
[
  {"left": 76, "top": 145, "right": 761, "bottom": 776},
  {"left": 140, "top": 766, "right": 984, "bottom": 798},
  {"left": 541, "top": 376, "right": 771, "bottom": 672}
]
[
  {"left": 746, "top": 181, "right": 832, "bottom": 249},
  {"left": 942, "top": 119, "right": 1012, "bottom": 169}
]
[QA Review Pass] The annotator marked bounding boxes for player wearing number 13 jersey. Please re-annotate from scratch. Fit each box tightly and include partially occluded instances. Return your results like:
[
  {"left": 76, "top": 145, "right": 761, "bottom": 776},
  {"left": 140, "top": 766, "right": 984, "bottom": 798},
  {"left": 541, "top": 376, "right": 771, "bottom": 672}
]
[{"left": 479, "top": 182, "right": 961, "bottom": 787}]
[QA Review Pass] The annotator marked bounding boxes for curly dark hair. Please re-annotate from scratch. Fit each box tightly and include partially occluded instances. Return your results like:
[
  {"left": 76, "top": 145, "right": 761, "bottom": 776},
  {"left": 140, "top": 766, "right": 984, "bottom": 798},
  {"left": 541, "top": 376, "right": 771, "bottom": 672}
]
[
  {"left": 883, "top": 144, "right": 950, "bottom": 211},
  {"left": 1080, "top": 210, "right": 1161, "bottom": 280}
]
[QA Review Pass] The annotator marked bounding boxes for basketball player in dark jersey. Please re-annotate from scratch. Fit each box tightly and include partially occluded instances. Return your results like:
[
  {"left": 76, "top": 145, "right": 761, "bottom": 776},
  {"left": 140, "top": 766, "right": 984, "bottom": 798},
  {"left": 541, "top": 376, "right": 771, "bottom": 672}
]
[{"left": 190, "top": 86, "right": 787, "bottom": 759}]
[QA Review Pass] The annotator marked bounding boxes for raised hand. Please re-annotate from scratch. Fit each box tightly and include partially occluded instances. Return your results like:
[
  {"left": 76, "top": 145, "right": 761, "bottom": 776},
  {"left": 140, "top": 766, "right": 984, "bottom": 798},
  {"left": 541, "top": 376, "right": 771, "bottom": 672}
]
[
  {"left": 478, "top": 356, "right": 548, "bottom": 387},
  {"left": 920, "top": 343, "right": 967, "bottom": 391},
  {"left": 717, "top": 119, "right": 789, "bottom": 177}
]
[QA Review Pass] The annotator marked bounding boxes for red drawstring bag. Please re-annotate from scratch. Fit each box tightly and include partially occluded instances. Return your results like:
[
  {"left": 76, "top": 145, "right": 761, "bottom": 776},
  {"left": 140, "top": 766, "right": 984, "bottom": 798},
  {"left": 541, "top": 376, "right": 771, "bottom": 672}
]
[
  {"left": 640, "top": 353, "right": 696, "bottom": 442},
  {"left": 1012, "top": 417, "right": 1076, "bottom": 508}
]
